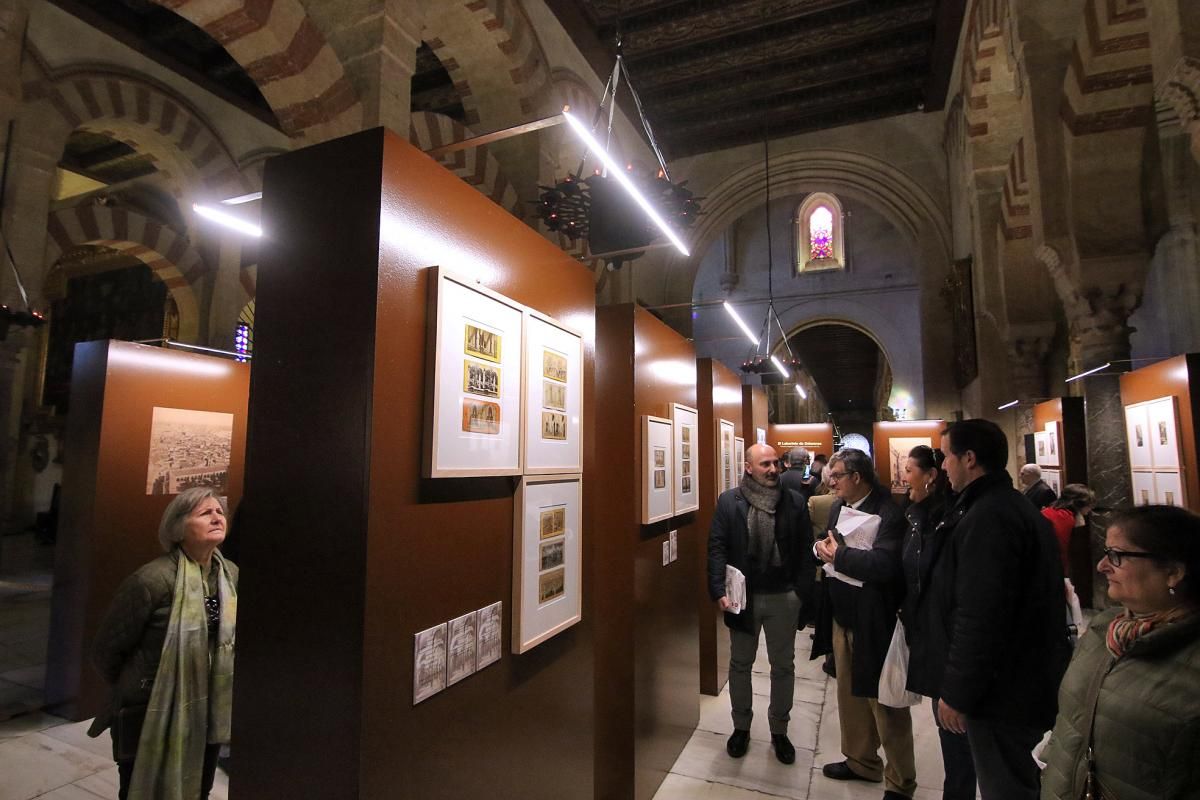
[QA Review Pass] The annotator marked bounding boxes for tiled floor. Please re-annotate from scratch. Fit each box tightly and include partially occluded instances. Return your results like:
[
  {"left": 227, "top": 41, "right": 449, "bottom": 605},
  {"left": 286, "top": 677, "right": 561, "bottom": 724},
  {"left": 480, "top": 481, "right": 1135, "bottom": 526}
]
[{"left": 1, "top": 533, "right": 54, "bottom": 723}]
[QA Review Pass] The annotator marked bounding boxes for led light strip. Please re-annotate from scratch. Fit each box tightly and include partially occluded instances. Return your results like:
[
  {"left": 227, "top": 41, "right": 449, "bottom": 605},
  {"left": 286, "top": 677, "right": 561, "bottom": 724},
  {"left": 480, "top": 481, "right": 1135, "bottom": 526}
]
[
  {"left": 193, "top": 204, "right": 262, "bottom": 237},
  {"left": 723, "top": 301, "right": 760, "bottom": 345}
]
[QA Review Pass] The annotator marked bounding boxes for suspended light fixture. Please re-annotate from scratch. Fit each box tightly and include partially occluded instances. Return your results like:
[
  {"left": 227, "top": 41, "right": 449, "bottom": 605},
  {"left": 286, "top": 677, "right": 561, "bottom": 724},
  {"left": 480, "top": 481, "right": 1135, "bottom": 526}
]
[{"left": 193, "top": 204, "right": 263, "bottom": 237}]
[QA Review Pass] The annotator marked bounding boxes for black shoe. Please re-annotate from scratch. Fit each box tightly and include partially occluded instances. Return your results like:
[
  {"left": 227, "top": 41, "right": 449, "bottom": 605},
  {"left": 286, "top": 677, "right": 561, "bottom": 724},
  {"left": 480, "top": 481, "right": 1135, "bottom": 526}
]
[
  {"left": 726, "top": 729, "right": 750, "bottom": 758},
  {"left": 821, "top": 761, "right": 880, "bottom": 782},
  {"left": 770, "top": 734, "right": 795, "bottom": 765},
  {"left": 882, "top": 792, "right": 912, "bottom": 799}
]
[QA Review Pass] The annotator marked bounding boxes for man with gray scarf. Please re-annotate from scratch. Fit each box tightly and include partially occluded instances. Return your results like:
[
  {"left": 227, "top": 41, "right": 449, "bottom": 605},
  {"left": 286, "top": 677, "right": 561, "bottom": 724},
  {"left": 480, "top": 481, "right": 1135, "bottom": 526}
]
[{"left": 708, "top": 443, "right": 814, "bottom": 765}]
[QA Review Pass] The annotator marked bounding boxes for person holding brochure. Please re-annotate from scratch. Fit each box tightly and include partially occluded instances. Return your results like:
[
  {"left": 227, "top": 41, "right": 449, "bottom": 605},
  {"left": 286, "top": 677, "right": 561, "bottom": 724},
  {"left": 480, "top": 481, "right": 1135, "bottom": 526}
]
[
  {"left": 811, "top": 448, "right": 916, "bottom": 800},
  {"left": 707, "top": 443, "right": 814, "bottom": 765}
]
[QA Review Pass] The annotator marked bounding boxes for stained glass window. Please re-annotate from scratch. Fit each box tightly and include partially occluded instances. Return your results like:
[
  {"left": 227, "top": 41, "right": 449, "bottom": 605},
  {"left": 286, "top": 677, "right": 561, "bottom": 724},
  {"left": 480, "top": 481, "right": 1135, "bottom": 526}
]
[{"left": 809, "top": 206, "right": 833, "bottom": 261}]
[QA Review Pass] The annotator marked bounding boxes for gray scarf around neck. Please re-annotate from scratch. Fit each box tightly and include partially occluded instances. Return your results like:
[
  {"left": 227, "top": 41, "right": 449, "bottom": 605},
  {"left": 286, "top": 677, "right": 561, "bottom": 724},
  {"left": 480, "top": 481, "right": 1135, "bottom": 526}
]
[{"left": 740, "top": 473, "right": 782, "bottom": 569}]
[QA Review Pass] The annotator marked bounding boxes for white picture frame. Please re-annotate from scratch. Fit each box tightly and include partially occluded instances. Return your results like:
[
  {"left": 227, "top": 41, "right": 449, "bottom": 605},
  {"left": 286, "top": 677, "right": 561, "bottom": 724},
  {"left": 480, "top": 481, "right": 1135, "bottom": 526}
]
[
  {"left": 734, "top": 436, "right": 745, "bottom": 482},
  {"left": 1042, "top": 468, "right": 1062, "bottom": 496},
  {"left": 475, "top": 601, "right": 502, "bottom": 670},
  {"left": 1034, "top": 431, "right": 1050, "bottom": 467},
  {"left": 670, "top": 403, "right": 699, "bottom": 515},
  {"left": 512, "top": 475, "right": 582, "bottom": 653},
  {"left": 1147, "top": 397, "right": 1182, "bottom": 470},
  {"left": 1125, "top": 404, "right": 1153, "bottom": 470},
  {"left": 719, "top": 418, "right": 736, "bottom": 493},
  {"left": 522, "top": 310, "right": 583, "bottom": 474},
  {"left": 446, "top": 611, "right": 478, "bottom": 686},
  {"left": 413, "top": 622, "right": 447, "bottom": 704},
  {"left": 1042, "top": 421, "right": 1060, "bottom": 468},
  {"left": 424, "top": 267, "right": 525, "bottom": 477},
  {"left": 1155, "top": 471, "right": 1185, "bottom": 507},
  {"left": 642, "top": 416, "right": 674, "bottom": 524},
  {"left": 1132, "top": 471, "right": 1156, "bottom": 505}
]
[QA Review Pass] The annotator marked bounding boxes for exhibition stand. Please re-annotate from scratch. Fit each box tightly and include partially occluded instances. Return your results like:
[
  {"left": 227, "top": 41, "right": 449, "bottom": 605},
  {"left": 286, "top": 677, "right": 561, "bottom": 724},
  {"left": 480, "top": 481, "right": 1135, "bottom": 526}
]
[
  {"left": 872, "top": 420, "right": 945, "bottom": 498},
  {"left": 1031, "top": 398, "right": 1091, "bottom": 599},
  {"left": 1119, "top": 353, "right": 1200, "bottom": 512},
  {"left": 768, "top": 423, "right": 834, "bottom": 463}
]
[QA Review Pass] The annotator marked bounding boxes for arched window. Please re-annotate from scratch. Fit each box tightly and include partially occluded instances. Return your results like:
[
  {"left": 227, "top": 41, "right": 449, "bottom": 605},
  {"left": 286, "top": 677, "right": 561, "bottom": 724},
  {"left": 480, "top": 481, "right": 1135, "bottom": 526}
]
[{"left": 796, "top": 192, "right": 845, "bottom": 273}]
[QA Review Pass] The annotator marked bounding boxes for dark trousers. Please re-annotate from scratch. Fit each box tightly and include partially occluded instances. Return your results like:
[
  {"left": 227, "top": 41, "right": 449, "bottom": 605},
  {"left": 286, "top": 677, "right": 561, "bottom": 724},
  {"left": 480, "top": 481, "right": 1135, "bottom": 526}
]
[
  {"left": 932, "top": 698, "right": 977, "bottom": 800},
  {"left": 117, "top": 743, "right": 221, "bottom": 800},
  {"left": 966, "top": 717, "right": 1043, "bottom": 800}
]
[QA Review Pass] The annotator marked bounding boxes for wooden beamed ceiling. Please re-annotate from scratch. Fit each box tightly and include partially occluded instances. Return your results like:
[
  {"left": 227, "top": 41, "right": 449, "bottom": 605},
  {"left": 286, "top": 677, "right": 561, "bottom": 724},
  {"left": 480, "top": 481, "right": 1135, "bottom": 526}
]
[{"left": 561, "top": 0, "right": 965, "bottom": 159}]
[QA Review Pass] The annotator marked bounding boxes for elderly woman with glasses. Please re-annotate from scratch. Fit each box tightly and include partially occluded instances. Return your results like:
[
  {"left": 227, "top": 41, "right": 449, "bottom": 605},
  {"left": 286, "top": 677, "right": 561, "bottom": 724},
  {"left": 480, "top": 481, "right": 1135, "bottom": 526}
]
[
  {"left": 87, "top": 487, "right": 238, "bottom": 800},
  {"left": 1040, "top": 505, "right": 1200, "bottom": 799}
]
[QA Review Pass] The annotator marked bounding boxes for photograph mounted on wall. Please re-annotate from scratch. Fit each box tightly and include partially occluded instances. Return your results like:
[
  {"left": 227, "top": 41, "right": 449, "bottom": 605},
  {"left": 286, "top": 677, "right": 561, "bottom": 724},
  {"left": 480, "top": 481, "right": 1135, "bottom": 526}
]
[
  {"left": 463, "top": 361, "right": 500, "bottom": 398},
  {"left": 446, "top": 612, "right": 478, "bottom": 686},
  {"left": 145, "top": 406, "right": 234, "bottom": 495},
  {"left": 476, "top": 602, "right": 503, "bottom": 669},
  {"left": 541, "top": 411, "right": 567, "bottom": 440},
  {"left": 464, "top": 322, "right": 501, "bottom": 363},
  {"left": 540, "top": 539, "right": 565, "bottom": 571},
  {"left": 413, "top": 622, "right": 448, "bottom": 704},
  {"left": 542, "top": 380, "right": 566, "bottom": 411},
  {"left": 539, "top": 505, "right": 566, "bottom": 539},
  {"left": 462, "top": 399, "right": 501, "bottom": 435},
  {"left": 542, "top": 349, "right": 568, "bottom": 382},
  {"left": 539, "top": 567, "right": 566, "bottom": 604}
]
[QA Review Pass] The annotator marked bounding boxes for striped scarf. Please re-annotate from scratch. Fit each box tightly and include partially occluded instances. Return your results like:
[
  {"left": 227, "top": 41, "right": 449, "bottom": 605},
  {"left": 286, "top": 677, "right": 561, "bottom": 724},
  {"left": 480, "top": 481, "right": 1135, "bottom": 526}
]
[{"left": 1105, "top": 605, "right": 1192, "bottom": 658}]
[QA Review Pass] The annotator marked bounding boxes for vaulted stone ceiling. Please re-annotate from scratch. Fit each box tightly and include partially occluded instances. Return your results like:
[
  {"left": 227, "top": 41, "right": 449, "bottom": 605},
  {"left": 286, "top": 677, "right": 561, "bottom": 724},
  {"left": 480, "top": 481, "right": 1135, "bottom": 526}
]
[{"left": 555, "top": 0, "right": 966, "bottom": 158}]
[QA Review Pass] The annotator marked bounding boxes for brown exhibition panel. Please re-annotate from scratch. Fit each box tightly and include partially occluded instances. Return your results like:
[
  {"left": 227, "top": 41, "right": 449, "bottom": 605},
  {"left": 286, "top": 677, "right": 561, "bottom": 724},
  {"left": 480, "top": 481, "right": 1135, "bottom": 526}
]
[
  {"left": 46, "top": 340, "right": 248, "bottom": 720},
  {"left": 1032, "top": 398, "right": 1091, "bottom": 601},
  {"left": 696, "top": 357, "right": 744, "bottom": 697},
  {"left": 741, "top": 385, "right": 767, "bottom": 447},
  {"left": 595, "top": 304, "right": 701, "bottom": 800},
  {"left": 237, "top": 128, "right": 596, "bottom": 799},
  {"left": 1120, "top": 354, "right": 1200, "bottom": 512},
  {"left": 768, "top": 423, "right": 834, "bottom": 462},
  {"left": 872, "top": 420, "right": 945, "bottom": 496}
]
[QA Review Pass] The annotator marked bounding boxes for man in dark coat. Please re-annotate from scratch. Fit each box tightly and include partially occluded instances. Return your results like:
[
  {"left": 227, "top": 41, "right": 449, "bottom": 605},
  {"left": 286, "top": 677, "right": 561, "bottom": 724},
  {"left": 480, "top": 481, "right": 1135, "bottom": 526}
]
[
  {"left": 812, "top": 448, "right": 915, "bottom": 800},
  {"left": 1019, "top": 464, "right": 1057, "bottom": 509},
  {"left": 707, "top": 443, "right": 813, "bottom": 765},
  {"left": 780, "top": 447, "right": 814, "bottom": 502},
  {"left": 936, "top": 420, "right": 1071, "bottom": 800}
]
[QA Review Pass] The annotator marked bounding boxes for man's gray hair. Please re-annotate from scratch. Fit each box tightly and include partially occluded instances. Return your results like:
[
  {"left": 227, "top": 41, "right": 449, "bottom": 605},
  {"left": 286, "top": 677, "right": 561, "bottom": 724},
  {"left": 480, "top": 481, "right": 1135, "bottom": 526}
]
[
  {"left": 158, "top": 487, "right": 226, "bottom": 552},
  {"left": 787, "top": 447, "right": 811, "bottom": 467},
  {"left": 829, "top": 447, "right": 879, "bottom": 488},
  {"left": 1020, "top": 463, "right": 1042, "bottom": 480}
]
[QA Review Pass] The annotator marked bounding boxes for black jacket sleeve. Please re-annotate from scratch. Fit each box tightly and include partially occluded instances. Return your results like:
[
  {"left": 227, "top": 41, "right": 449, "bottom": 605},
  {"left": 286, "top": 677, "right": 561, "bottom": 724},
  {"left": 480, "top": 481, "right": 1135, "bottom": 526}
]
[
  {"left": 708, "top": 493, "right": 732, "bottom": 601},
  {"left": 832, "top": 499, "right": 904, "bottom": 585}
]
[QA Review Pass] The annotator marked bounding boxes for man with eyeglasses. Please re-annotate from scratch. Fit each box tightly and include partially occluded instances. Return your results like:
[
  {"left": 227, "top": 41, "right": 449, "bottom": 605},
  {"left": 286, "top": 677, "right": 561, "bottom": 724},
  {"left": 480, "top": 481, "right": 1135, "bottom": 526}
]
[
  {"left": 811, "top": 448, "right": 915, "bottom": 800},
  {"left": 934, "top": 419, "right": 1070, "bottom": 799},
  {"left": 707, "top": 443, "right": 813, "bottom": 765}
]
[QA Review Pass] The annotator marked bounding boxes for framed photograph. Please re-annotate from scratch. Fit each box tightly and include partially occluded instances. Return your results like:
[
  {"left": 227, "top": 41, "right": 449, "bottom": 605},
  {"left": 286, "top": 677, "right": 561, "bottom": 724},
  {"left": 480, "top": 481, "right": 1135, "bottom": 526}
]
[
  {"left": 424, "top": 267, "right": 524, "bottom": 477},
  {"left": 446, "top": 611, "right": 477, "bottom": 686},
  {"left": 513, "top": 475, "right": 582, "bottom": 653},
  {"left": 719, "top": 418, "right": 736, "bottom": 493},
  {"left": 145, "top": 407, "right": 234, "bottom": 495},
  {"left": 522, "top": 311, "right": 583, "bottom": 474},
  {"left": 1034, "top": 431, "right": 1049, "bottom": 466},
  {"left": 1125, "top": 404, "right": 1152, "bottom": 470},
  {"left": 1041, "top": 422, "right": 1060, "bottom": 468},
  {"left": 475, "top": 601, "right": 502, "bottom": 670},
  {"left": 413, "top": 622, "right": 447, "bottom": 704},
  {"left": 671, "top": 403, "right": 699, "bottom": 514},
  {"left": 734, "top": 436, "right": 745, "bottom": 480},
  {"left": 887, "top": 437, "right": 932, "bottom": 491},
  {"left": 1132, "top": 470, "right": 1155, "bottom": 505},
  {"left": 1147, "top": 397, "right": 1181, "bottom": 470},
  {"left": 1041, "top": 468, "right": 1062, "bottom": 496},
  {"left": 642, "top": 416, "right": 674, "bottom": 523},
  {"left": 1155, "top": 470, "right": 1185, "bottom": 507}
]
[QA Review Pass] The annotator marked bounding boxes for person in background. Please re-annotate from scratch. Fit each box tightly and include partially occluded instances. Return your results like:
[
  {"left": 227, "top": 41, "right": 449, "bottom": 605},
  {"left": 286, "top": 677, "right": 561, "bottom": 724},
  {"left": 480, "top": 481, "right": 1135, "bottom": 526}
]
[
  {"left": 781, "top": 447, "right": 814, "bottom": 502},
  {"left": 898, "top": 446, "right": 975, "bottom": 800},
  {"left": 936, "top": 421, "right": 1069, "bottom": 799},
  {"left": 88, "top": 487, "right": 238, "bottom": 800},
  {"left": 707, "top": 444, "right": 814, "bottom": 765},
  {"left": 1020, "top": 464, "right": 1057, "bottom": 509},
  {"left": 1040, "top": 505, "right": 1200, "bottom": 799},
  {"left": 813, "top": 448, "right": 915, "bottom": 800},
  {"left": 808, "top": 467, "right": 840, "bottom": 678},
  {"left": 810, "top": 454, "right": 828, "bottom": 491},
  {"left": 1040, "top": 484, "right": 1095, "bottom": 583}
]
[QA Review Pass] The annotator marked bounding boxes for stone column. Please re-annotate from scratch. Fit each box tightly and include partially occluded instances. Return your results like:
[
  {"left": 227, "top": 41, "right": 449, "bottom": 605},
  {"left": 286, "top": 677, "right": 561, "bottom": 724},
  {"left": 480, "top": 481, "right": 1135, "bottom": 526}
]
[
  {"left": 1006, "top": 324, "right": 1054, "bottom": 463},
  {"left": 206, "top": 234, "right": 246, "bottom": 351},
  {"left": 1155, "top": 120, "right": 1200, "bottom": 353},
  {"left": 0, "top": 333, "right": 27, "bottom": 540},
  {"left": 1148, "top": 0, "right": 1200, "bottom": 162},
  {"left": 719, "top": 227, "right": 739, "bottom": 292}
]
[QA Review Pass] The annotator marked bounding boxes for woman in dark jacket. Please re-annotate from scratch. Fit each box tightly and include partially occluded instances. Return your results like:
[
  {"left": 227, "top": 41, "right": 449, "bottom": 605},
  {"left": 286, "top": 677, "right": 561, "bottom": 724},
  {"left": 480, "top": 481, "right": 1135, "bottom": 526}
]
[
  {"left": 87, "top": 487, "right": 238, "bottom": 800},
  {"left": 1040, "top": 505, "right": 1200, "bottom": 799},
  {"left": 898, "top": 445, "right": 976, "bottom": 800}
]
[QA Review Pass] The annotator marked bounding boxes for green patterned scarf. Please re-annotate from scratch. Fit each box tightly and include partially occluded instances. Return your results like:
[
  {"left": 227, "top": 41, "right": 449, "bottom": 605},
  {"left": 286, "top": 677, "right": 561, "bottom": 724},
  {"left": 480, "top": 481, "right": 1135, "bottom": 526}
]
[{"left": 129, "top": 550, "right": 236, "bottom": 800}]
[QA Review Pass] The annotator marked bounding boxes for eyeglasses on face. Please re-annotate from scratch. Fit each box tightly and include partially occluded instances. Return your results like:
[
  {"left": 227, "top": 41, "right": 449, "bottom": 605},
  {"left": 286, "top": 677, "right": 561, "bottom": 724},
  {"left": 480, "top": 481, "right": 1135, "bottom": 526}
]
[
  {"left": 827, "top": 469, "right": 856, "bottom": 483},
  {"left": 1101, "top": 547, "right": 1162, "bottom": 568}
]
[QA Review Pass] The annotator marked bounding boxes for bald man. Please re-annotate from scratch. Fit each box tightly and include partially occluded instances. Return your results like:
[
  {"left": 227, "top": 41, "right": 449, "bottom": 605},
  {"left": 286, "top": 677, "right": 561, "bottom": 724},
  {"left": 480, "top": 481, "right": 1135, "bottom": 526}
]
[{"left": 708, "top": 443, "right": 814, "bottom": 765}]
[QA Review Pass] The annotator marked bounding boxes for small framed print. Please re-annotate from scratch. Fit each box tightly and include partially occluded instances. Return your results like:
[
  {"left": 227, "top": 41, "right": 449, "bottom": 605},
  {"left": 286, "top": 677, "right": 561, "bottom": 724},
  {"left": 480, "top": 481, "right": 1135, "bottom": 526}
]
[
  {"left": 1042, "top": 469, "right": 1061, "bottom": 496},
  {"left": 522, "top": 311, "right": 583, "bottom": 474},
  {"left": 513, "top": 475, "right": 582, "bottom": 653},
  {"left": 1155, "top": 470, "right": 1185, "bottom": 507},
  {"left": 413, "top": 623, "right": 447, "bottom": 704},
  {"left": 1147, "top": 397, "right": 1181, "bottom": 470},
  {"left": 1125, "top": 405, "right": 1152, "bottom": 469},
  {"left": 475, "top": 602, "right": 502, "bottom": 670},
  {"left": 446, "top": 611, "right": 478, "bottom": 687},
  {"left": 1034, "top": 431, "right": 1049, "bottom": 466},
  {"left": 424, "top": 267, "right": 524, "bottom": 477},
  {"left": 1042, "top": 422, "right": 1060, "bottom": 468},
  {"left": 719, "top": 418, "right": 737, "bottom": 493},
  {"left": 1132, "top": 471, "right": 1155, "bottom": 505},
  {"left": 642, "top": 415, "right": 674, "bottom": 524},
  {"left": 734, "top": 436, "right": 745, "bottom": 481},
  {"left": 671, "top": 403, "right": 699, "bottom": 515}
]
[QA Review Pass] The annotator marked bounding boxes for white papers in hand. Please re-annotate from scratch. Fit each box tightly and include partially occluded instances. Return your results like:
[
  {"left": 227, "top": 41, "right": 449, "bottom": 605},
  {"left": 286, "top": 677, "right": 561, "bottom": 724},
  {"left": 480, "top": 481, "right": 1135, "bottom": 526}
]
[
  {"left": 822, "top": 507, "right": 882, "bottom": 588},
  {"left": 724, "top": 565, "right": 747, "bottom": 614}
]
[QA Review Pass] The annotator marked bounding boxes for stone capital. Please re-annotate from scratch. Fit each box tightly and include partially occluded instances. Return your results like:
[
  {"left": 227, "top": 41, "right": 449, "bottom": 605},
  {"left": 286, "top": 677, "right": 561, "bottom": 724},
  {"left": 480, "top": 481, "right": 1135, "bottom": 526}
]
[{"left": 1156, "top": 57, "right": 1200, "bottom": 163}]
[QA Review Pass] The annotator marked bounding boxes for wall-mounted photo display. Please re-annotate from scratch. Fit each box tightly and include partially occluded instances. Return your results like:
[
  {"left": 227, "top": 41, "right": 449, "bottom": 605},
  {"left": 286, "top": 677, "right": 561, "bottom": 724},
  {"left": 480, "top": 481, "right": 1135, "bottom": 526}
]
[
  {"left": 413, "top": 622, "right": 448, "bottom": 704},
  {"left": 476, "top": 601, "right": 502, "bottom": 669},
  {"left": 446, "top": 611, "right": 478, "bottom": 687},
  {"left": 719, "top": 419, "right": 737, "bottom": 493},
  {"left": 643, "top": 416, "right": 674, "bottom": 524},
  {"left": 145, "top": 406, "right": 234, "bottom": 495},
  {"left": 513, "top": 475, "right": 582, "bottom": 653},
  {"left": 887, "top": 437, "right": 932, "bottom": 491},
  {"left": 424, "top": 267, "right": 525, "bottom": 477},
  {"left": 1040, "top": 422, "right": 1060, "bottom": 468},
  {"left": 1132, "top": 470, "right": 1156, "bottom": 505},
  {"left": 1155, "top": 470, "right": 1185, "bottom": 507},
  {"left": 1126, "top": 405, "right": 1153, "bottom": 469},
  {"left": 734, "top": 436, "right": 745, "bottom": 483},
  {"left": 671, "top": 403, "right": 699, "bottom": 515},
  {"left": 1034, "top": 431, "right": 1050, "bottom": 467},
  {"left": 522, "top": 311, "right": 583, "bottom": 474},
  {"left": 1147, "top": 397, "right": 1181, "bottom": 470},
  {"left": 1042, "top": 468, "right": 1062, "bottom": 496},
  {"left": 1125, "top": 395, "right": 1185, "bottom": 507}
]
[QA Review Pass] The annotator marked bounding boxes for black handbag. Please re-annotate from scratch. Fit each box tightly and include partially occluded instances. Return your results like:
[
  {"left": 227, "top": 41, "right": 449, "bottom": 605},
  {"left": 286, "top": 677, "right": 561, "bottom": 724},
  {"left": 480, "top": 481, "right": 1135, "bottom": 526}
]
[{"left": 114, "top": 704, "right": 148, "bottom": 761}]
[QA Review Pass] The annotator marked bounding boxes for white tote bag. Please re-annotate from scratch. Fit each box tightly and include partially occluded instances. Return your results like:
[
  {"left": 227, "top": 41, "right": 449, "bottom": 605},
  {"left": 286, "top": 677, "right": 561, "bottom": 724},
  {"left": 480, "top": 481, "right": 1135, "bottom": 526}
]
[{"left": 878, "top": 620, "right": 922, "bottom": 708}]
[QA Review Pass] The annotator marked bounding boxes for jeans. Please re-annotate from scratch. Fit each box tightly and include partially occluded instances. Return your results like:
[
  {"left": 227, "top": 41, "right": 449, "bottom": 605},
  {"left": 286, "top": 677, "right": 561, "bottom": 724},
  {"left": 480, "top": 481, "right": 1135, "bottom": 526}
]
[{"left": 932, "top": 698, "right": 978, "bottom": 800}]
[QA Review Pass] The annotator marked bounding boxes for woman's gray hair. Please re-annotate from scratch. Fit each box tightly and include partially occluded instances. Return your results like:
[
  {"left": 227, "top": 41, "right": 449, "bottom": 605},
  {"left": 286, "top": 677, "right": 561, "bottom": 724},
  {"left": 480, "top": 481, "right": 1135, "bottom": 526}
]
[{"left": 158, "top": 487, "right": 226, "bottom": 552}]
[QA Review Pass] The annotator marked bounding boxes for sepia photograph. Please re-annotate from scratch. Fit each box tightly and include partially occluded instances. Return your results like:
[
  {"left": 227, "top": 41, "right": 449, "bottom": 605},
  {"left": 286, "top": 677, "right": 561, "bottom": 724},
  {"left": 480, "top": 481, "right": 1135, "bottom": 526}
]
[
  {"left": 542, "top": 379, "right": 566, "bottom": 411},
  {"left": 682, "top": 426, "right": 691, "bottom": 444},
  {"left": 653, "top": 468, "right": 666, "bottom": 489},
  {"left": 682, "top": 476, "right": 691, "bottom": 494},
  {"left": 654, "top": 447, "right": 666, "bottom": 468},
  {"left": 682, "top": 460, "right": 691, "bottom": 476},
  {"left": 476, "top": 601, "right": 502, "bottom": 669},
  {"left": 540, "top": 538, "right": 565, "bottom": 571},
  {"left": 462, "top": 398, "right": 501, "bottom": 435},
  {"left": 413, "top": 622, "right": 448, "bottom": 704},
  {"left": 446, "top": 612, "right": 478, "bottom": 686},
  {"left": 682, "top": 443, "right": 691, "bottom": 460},
  {"left": 1159, "top": 420, "right": 1169, "bottom": 446},
  {"left": 464, "top": 322, "right": 501, "bottom": 363},
  {"left": 539, "top": 505, "right": 566, "bottom": 539},
  {"left": 1136, "top": 424, "right": 1144, "bottom": 448},
  {"left": 145, "top": 406, "right": 234, "bottom": 495},
  {"left": 888, "top": 436, "right": 932, "bottom": 491},
  {"left": 541, "top": 411, "right": 567, "bottom": 440},
  {"left": 538, "top": 567, "right": 565, "bottom": 604},
  {"left": 463, "top": 360, "right": 501, "bottom": 398},
  {"left": 542, "top": 348, "right": 568, "bottom": 382}
]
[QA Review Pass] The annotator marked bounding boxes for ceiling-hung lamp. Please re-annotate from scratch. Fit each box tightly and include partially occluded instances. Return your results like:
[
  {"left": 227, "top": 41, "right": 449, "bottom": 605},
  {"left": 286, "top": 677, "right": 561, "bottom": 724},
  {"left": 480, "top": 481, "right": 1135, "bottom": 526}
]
[
  {"left": 193, "top": 204, "right": 263, "bottom": 237},
  {"left": 535, "top": 33, "right": 699, "bottom": 270}
]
